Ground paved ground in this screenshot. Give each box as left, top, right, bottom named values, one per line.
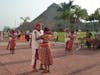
left=0, top=41, right=100, bottom=75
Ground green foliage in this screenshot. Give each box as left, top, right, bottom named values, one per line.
left=57, top=32, right=65, bottom=42
left=57, top=1, right=75, bottom=21
left=57, top=1, right=88, bottom=24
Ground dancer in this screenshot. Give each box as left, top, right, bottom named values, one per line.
left=40, top=27, right=53, bottom=73
left=67, top=30, right=75, bottom=54
left=31, top=23, right=43, bottom=72
left=86, top=30, right=92, bottom=48
left=8, top=29, right=16, bottom=54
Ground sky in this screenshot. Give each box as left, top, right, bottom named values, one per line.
left=0, top=0, right=100, bottom=31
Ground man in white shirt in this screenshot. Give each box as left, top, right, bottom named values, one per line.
left=31, top=23, right=43, bottom=71
left=74, top=29, right=81, bottom=51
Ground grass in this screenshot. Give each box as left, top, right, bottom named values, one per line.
left=57, top=32, right=96, bottom=42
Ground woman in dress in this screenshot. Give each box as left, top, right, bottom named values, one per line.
left=39, top=27, right=53, bottom=73
left=67, top=30, right=75, bottom=54
left=9, top=30, right=16, bottom=54
left=20, top=31, right=25, bottom=42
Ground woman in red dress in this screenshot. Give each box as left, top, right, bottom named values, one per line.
left=39, top=27, right=53, bottom=73
left=67, top=31, right=75, bottom=54
left=9, top=30, right=16, bottom=54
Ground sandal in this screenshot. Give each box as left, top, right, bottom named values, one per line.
left=41, top=70, right=49, bottom=73
left=39, top=68, right=45, bottom=70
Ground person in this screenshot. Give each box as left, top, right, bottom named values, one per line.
left=64, top=28, right=71, bottom=54
left=85, top=30, right=92, bottom=48
left=74, top=29, right=81, bottom=51
left=7, top=30, right=13, bottom=50
left=17, top=30, right=21, bottom=40
left=39, top=27, right=53, bottom=73
left=7, top=29, right=16, bottom=54
left=31, top=22, right=44, bottom=72
left=52, top=30, right=58, bottom=45
left=67, top=30, right=75, bottom=54
left=20, top=31, right=25, bottom=42
left=29, top=30, right=32, bottom=48
left=25, top=30, right=30, bottom=42
left=95, top=32, right=100, bottom=48
left=0, top=31, right=3, bottom=41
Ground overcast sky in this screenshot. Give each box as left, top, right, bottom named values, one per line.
left=0, top=0, right=100, bottom=31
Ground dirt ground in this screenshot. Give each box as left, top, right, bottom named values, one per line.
left=0, top=41, right=100, bottom=75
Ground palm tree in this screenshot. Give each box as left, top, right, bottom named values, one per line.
left=57, top=0, right=88, bottom=29
left=91, top=8, right=100, bottom=31
left=20, top=17, right=30, bottom=30
left=57, top=0, right=75, bottom=23
left=72, top=5, right=88, bottom=23
left=93, top=8, right=100, bottom=23
left=20, top=17, right=30, bottom=23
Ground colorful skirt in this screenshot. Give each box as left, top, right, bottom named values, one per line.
left=10, top=39, right=16, bottom=50
left=39, top=43, right=53, bottom=65
left=67, top=40, right=74, bottom=51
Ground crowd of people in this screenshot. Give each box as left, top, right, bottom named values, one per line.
left=64, top=28, right=100, bottom=54
left=64, top=28, right=81, bottom=55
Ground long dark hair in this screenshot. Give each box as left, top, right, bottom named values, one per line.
left=44, top=27, right=51, bottom=34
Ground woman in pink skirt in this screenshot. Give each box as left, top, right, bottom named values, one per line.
left=39, top=27, right=53, bottom=73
